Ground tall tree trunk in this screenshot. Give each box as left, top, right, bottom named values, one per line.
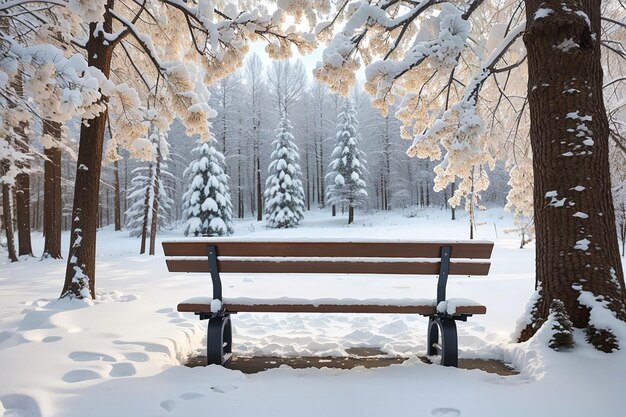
left=520, top=0, right=626, bottom=350
left=61, top=8, right=114, bottom=299
left=238, top=144, right=244, bottom=218
left=43, top=121, right=63, bottom=259
left=331, top=204, right=336, bottom=217
left=2, top=183, right=17, bottom=262
left=450, top=181, right=456, bottom=220
left=139, top=162, right=153, bottom=255
left=256, top=153, right=262, bottom=222
left=113, top=159, right=121, bottom=231
left=348, top=205, right=354, bottom=225
left=305, top=143, right=311, bottom=210
left=149, top=149, right=161, bottom=256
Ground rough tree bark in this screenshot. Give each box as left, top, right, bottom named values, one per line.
left=520, top=0, right=626, bottom=350
left=43, top=120, right=62, bottom=259
left=61, top=5, right=114, bottom=298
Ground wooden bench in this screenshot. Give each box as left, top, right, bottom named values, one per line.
left=162, top=239, right=494, bottom=367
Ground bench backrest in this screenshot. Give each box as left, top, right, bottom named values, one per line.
left=162, top=240, right=494, bottom=276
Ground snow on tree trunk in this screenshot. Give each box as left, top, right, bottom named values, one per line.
left=326, top=99, right=368, bottom=225
left=61, top=16, right=114, bottom=299
left=182, top=137, right=234, bottom=237
left=520, top=0, right=626, bottom=350
left=264, top=116, right=306, bottom=228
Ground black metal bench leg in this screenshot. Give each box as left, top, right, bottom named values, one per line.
left=427, top=316, right=439, bottom=356
left=439, top=318, right=458, bottom=367
left=207, top=315, right=230, bottom=365
left=223, top=315, right=232, bottom=354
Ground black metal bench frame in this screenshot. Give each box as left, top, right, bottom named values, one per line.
left=194, top=244, right=475, bottom=367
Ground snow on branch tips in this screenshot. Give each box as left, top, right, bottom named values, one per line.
left=315, top=1, right=528, bottom=210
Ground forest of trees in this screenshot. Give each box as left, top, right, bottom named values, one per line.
left=1, top=0, right=626, bottom=352
left=1, top=56, right=507, bottom=242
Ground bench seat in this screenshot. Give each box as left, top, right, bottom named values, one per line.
left=178, top=296, right=487, bottom=316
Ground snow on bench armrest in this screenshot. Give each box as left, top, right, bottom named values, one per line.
left=180, top=297, right=222, bottom=312
left=436, top=298, right=483, bottom=315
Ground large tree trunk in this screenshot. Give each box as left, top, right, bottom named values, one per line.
left=520, top=0, right=626, bottom=350
left=43, top=121, right=63, bottom=259
left=61, top=9, right=114, bottom=299
left=348, top=205, right=354, bottom=225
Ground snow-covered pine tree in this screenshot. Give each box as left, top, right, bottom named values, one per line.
left=264, top=116, right=306, bottom=228
left=326, top=99, right=368, bottom=224
left=124, top=161, right=173, bottom=240
left=182, top=137, right=234, bottom=237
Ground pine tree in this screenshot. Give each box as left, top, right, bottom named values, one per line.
left=326, top=99, right=368, bottom=224
left=182, top=138, right=234, bottom=237
left=125, top=161, right=173, bottom=239
left=264, top=116, right=305, bottom=228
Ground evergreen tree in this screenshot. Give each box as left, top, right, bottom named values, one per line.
left=125, top=161, right=174, bottom=238
left=264, top=116, right=305, bottom=228
left=326, top=99, right=368, bottom=224
left=182, top=138, right=234, bottom=237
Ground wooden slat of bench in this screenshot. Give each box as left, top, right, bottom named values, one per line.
left=162, top=241, right=494, bottom=259
left=177, top=303, right=487, bottom=315
left=165, top=259, right=491, bottom=275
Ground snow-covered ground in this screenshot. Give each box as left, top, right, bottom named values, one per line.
left=1, top=208, right=625, bottom=417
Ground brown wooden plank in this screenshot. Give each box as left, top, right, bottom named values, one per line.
left=177, top=303, right=487, bottom=315
left=162, top=241, right=494, bottom=259
left=166, top=259, right=491, bottom=275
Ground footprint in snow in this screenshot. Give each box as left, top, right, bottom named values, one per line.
left=0, top=394, right=42, bottom=417
left=42, top=336, right=62, bottom=343
left=179, top=393, right=205, bottom=400
left=109, top=362, right=137, bottom=377
left=160, top=400, right=177, bottom=412
left=211, top=385, right=238, bottom=394
left=124, top=352, right=150, bottom=362
left=431, top=408, right=461, bottom=417
left=62, top=370, right=102, bottom=383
